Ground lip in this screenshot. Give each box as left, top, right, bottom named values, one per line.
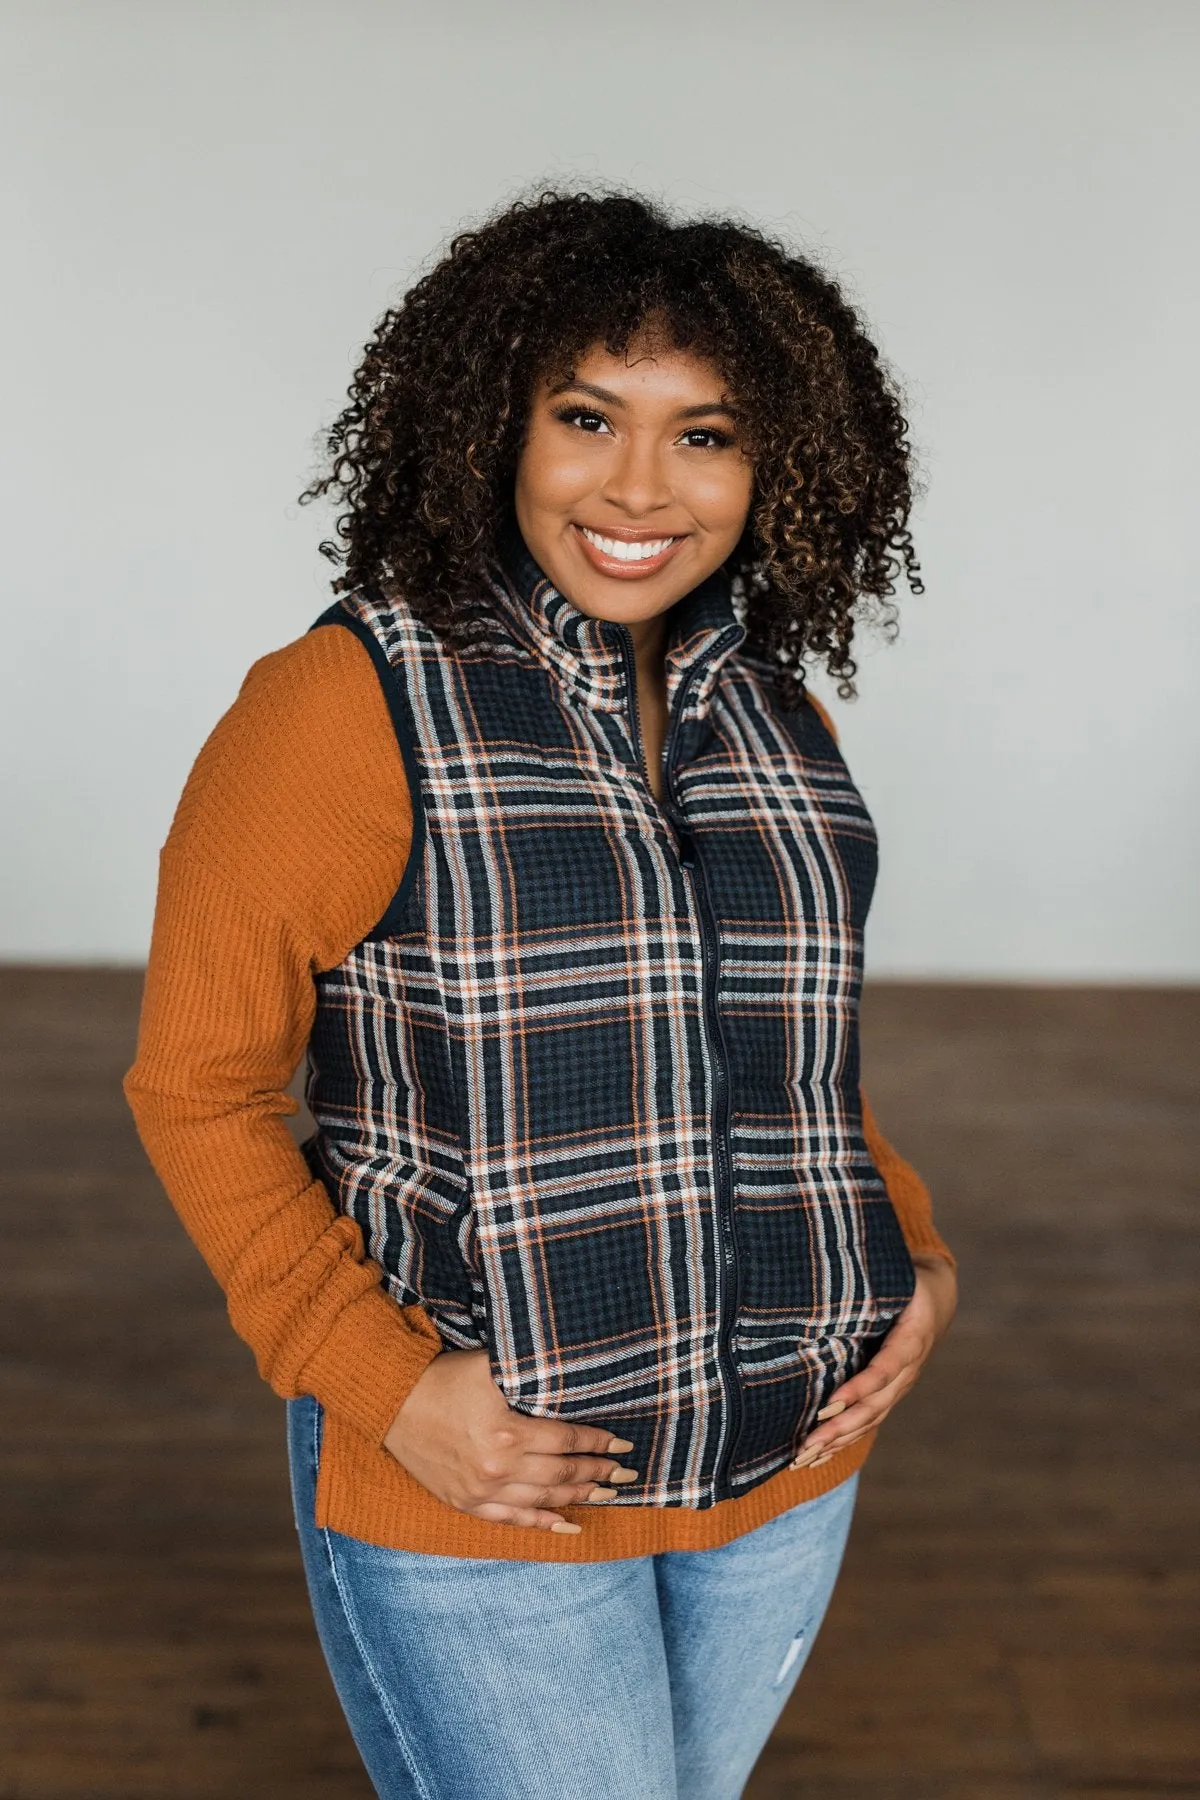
left=572, top=523, right=688, bottom=580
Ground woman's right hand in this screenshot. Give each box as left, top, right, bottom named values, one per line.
left=383, top=1348, right=640, bottom=1534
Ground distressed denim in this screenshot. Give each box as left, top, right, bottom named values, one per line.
left=287, top=1394, right=857, bottom=1800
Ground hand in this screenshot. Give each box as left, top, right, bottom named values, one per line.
left=383, top=1347, right=640, bottom=1534
left=790, top=1254, right=958, bottom=1469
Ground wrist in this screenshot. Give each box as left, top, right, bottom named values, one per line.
left=913, top=1256, right=958, bottom=1337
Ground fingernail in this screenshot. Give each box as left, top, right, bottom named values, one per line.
left=550, top=1520, right=582, bottom=1534
left=790, top=1448, right=820, bottom=1469
left=588, top=1486, right=618, bottom=1501
left=816, top=1400, right=846, bottom=1421
left=608, top=1468, right=640, bottom=1484
left=607, top=1437, right=634, bottom=1453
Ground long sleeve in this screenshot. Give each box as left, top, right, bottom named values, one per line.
left=124, top=625, right=443, bottom=1446
left=125, top=632, right=952, bottom=1539
left=861, top=1091, right=955, bottom=1268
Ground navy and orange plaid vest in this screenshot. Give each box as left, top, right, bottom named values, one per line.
left=306, top=527, right=916, bottom=1509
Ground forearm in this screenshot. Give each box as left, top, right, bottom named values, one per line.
left=861, top=1088, right=955, bottom=1269
left=124, top=851, right=441, bottom=1445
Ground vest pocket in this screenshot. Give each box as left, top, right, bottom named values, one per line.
left=730, top=1316, right=898, bottom=1486
left=315, top=1140, right=487, bottom=1352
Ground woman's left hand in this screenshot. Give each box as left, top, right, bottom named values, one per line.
left=790, top=1253, right=958, bottom=1469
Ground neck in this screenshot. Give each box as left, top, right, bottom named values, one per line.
left=625, top=607, right=671, bottom=677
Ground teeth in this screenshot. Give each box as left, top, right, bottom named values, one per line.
left=580, top=527, right=677, bottom=563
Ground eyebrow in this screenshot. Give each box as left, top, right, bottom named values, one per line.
left=548, top=378, right=738, bottom=421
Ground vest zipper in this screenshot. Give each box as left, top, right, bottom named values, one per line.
left=610, top=622, right=745, bottom=1501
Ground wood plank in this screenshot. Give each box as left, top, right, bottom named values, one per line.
left=1, top=971, right=1196, bottom=1797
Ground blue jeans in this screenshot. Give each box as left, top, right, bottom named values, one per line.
left=287, top=1395, right=857, bottom=1800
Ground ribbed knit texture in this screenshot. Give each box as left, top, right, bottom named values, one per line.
left=125, top=624, right=954, bottom=1561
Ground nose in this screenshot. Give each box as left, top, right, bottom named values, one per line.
left=599, top=431, right=675, bottom=518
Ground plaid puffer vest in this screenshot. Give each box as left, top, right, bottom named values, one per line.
left=305, top=530, right=916, bottom=1508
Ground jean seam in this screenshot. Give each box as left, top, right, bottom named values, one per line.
left=309, top=1404, right=437, bottom=1800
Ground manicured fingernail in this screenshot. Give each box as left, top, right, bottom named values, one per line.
left=588, top=1486, right=618, bottom=1501
left=551, top=1520, right=582, bottom=1533
left=790, top=1448, right=820, bottom=1469
left=608, top=1468, right=640, bottom=1483
left=816, top=1400, right=846, bottom=1420
left=607, top=1437, right=634, bottom=1453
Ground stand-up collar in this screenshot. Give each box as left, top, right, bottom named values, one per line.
left=488, top=517, right=746, bottom=722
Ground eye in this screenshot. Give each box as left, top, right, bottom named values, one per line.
left=553, top=405, right=612, bottom=435
left=679, top=426, right=734, bottom=450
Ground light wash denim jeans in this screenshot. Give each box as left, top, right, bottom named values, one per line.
left=287, top=1394, right=857, bottom=1800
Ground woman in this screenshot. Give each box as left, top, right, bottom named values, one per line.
left=126, top=189, right=956, bottom=1800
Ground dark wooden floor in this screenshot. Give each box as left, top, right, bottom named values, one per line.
left=0, top=972, right=1196, bottom=1799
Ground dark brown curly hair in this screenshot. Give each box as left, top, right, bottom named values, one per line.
left=298, top=187, right=925, bottom=703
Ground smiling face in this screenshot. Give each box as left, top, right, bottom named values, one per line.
left=513, top=334, right=755, bottom=637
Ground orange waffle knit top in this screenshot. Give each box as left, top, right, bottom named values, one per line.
left=124, top=622, right=954, bottom=1561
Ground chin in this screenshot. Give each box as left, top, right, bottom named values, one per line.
left=574, top=576, right=687, bottom=623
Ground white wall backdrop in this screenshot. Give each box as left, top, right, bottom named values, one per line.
left=2, top=0, right=1197, bottom=977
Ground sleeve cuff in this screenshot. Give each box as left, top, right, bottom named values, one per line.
left=295, top=1289, right=445, bottom=1448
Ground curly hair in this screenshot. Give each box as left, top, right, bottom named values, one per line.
left=298, top=187, right=925, bottom=703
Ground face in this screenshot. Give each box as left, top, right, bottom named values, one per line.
left=513, top=336, right=754, bottom=639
